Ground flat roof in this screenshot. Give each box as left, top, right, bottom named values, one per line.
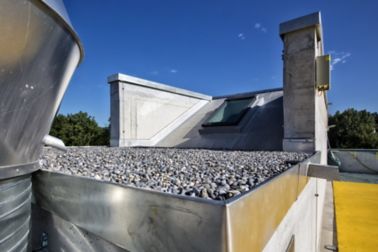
left=40, top=147, right=309, bottom=201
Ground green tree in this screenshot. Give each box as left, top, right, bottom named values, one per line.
left=50, top=111, right=109, bottom=146
left=329, top=109, right=378, bottom=149
left=374, top=112, right=378, bottom=133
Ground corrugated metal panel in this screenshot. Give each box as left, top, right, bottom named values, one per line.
left=0, top=175, right=31, bottom=252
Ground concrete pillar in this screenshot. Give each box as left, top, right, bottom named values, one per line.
left=280, top=12, right=328, bottom=164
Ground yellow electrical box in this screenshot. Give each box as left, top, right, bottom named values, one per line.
left=316, top=55, right=331, bottom=91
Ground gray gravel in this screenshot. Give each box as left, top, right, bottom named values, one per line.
left=39, top=147, right=310, bottom=201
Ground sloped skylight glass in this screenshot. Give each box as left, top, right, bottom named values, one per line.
left=202, top=97, right=254, bottom=127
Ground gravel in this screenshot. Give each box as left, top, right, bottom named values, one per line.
left=39, top=147, right=310, bottom=201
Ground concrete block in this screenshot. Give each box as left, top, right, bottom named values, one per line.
left=108, top=73, right=211, bottom=147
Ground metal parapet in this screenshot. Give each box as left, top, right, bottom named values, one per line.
left=32, top=153, right=321, bottom=252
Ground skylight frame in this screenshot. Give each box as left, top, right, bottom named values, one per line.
left=202, top=96, right=255, bottom=127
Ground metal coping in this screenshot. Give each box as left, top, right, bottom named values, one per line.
left=224, top=151, right=319, bottom=204
left=279, top=12, right=323, bottom=41
left=39, top=0, right=84, bottom=63
left=32, top=152, right=320, bottom=251
left=107, top=73, right=212, bottom=100
left=35, top=151, right=320, bottom=206
left=108, top=74, right=282, bottom=102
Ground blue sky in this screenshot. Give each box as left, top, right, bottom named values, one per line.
left=62, top=0, right=378, bottom=126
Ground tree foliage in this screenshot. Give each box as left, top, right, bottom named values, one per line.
left=50, top=111, right=109, bottom=146
left=329, top=109, right=378, bottom=149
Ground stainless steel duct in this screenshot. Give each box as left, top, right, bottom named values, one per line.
left=0, top=0, right=82, bottom=250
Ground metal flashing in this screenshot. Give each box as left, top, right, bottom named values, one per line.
left=279, top=12, right=323, bottom=40
left=213, top=88, right=283, bottom=100
left=108, top=73, right=212, bottom=100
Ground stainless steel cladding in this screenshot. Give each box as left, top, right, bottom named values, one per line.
left=0, top=0, right=83, bottom=179
left=0, top=175, right=32, bottom=252
left=32, top=153, right=321, bottom=252
left=0, top=0, right=82, bottom=251
left=40, top=0, right=76, bottom=30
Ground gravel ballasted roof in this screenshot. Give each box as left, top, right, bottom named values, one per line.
left=40, top=147, right=310, bottom=201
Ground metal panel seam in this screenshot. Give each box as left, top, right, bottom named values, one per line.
left=225, top=204, right=232, bottom=252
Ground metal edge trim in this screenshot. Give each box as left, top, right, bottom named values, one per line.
left=34, top=152, right=320, bottom=207
left=213, top=88, right=283, bottom=100
left=224, top=152, right=320, bottom=205
left=221, top=152, right=321, bottom=252
left=0, top=161, right=39, bottom=180
left=333, top=148, right=378, bottom=152
left=34, top=170, right=226, bottom=206
left=279, top=12, right=322, bottom=40
left=108, top=73, right=212, bottom=101
left=37, top=0, right=84, bottom=64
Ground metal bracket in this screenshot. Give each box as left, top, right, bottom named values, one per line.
left=307, top=164, right=339, bottom=181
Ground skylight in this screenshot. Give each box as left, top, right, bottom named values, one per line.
left=202, top=97, right=254, bottom=127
